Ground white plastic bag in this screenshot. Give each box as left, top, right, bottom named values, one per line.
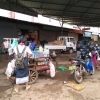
left=49, top=61, right=56, bottom=78
left=8, top=47, right=13, bottom=55
left=5, top=62, right=13, bottom=77
left=5, top=59, right=15, bottom=77
left=89, top=52, right=92, bottom=57
left=11, top=59, right=16, bottom=68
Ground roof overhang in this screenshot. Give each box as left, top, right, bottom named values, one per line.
left=1, top=0, right=100, bottom=27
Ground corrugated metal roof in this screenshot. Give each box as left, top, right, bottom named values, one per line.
left=1, top=0, right=100, bottom=26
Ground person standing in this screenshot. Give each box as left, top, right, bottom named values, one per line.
left=13, top=37, right=32, bottom=92
left=24, top=33, right=30, bottom=46
left=29, top=38, right=36, bottom=51
left=91, top=47, right=98, bottom=68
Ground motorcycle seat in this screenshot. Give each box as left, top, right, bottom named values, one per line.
left=71, top=58, right=86, bottom=65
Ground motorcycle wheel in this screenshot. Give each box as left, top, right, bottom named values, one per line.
left=74, top=66, right=83, bottom=84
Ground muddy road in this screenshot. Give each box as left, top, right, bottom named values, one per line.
left=0, top=53, right=100, bottom=100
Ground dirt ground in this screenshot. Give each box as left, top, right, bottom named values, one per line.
left=0, top=53, right=100, bottom=100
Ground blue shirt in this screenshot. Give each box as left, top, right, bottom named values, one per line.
left=30, top=41, right=36, bottom=51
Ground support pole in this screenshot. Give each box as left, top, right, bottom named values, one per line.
left=61, top=17, right=64, bottom=36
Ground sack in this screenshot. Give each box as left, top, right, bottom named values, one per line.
left=15, top=46, right=26, bottom=70
left=8, top=47, right=13, bottom=56
left=11, top=69, right=16, bottom=77
left=86, top=60, right=93, bottom=71
left=49, top=61, right=56, bottom=78
left=5, top=59, right=16, bottom=77
left=5, top=62, right=13, bottom=77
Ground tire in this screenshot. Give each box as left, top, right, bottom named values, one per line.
left=74, top=66, right=83, bottom=84
left=29, top=68, right=38, bottom=84
left=69, top=48, right=73, bottom=54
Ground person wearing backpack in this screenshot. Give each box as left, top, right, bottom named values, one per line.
left=13, top=37, right=32, bottom=92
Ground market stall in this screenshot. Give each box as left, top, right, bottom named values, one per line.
left=5, top=41, right=57, bottom=84
left=28, top=46, right=57, bottom=84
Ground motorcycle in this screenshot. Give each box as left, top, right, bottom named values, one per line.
left=69, top=49, right=95, bottom=83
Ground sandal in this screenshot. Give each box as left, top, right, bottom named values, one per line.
left=14, top=88, right=18, bottom=93
left=26, top=85, right=30, bottom=90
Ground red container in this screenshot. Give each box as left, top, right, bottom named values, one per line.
left=36, top=65, right=49, bottom=71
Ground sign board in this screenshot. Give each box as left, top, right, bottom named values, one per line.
left=83, top=31, right=92, bottom=37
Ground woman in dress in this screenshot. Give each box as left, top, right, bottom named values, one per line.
left=91, top=47, right=98, bottom=68
left=13, top=37, right=32, bottom=92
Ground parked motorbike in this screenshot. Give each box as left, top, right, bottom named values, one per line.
left=69, top=49, right=95, bottom=83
